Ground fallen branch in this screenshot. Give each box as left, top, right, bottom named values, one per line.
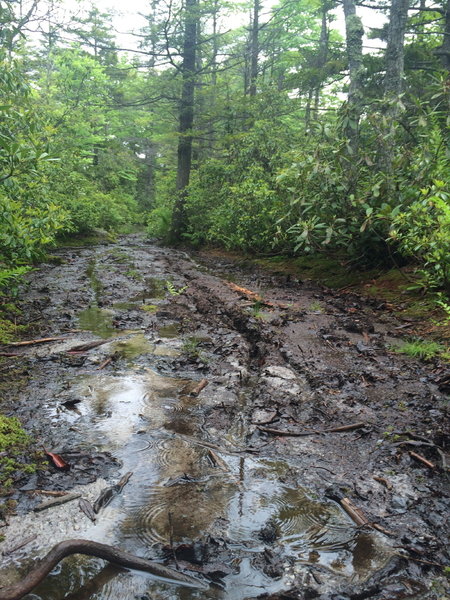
left=93, top=472, right=133, bottom=514
left=0, top=539, right=207, bottom=600
left=1, top=535, right=37, bottom=556
left=34, top=493, right=81, bottom=512
left=97, top=357, right=112, bottom=370
left=409, top=451, right=435, bottom=470
left=207, top=449, right=229, bottom=472
left=326, top=486, right=395, bottom=537
left=190, top=379, right=208, bottom=397
left=257, top=422, right=366, bottom=437
left=5, top=337, right=64, bottom=347
left=0, top=352, right=20, bottom=357
left=66, top=340, right=107, bottom=354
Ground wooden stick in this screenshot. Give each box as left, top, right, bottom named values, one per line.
left=97, top=357, right=112, bottom=370
left=190, top=379, right=208, bottom=397
left=5, top=337, right=64, bottom=347
left=409, top=451, right=436, bottom=470
left=35, top=490, right=71, bottom=497
left=0, top=539, right=206, bottom=600
left=340, top=498, right=369, bottom=527
left=257, top=422, right=366, bottom=437
left=0, top=352, right=20, bottom=357
left=2, top=535, right=37, bottom=556
left=34, top=493, right=81, bottom=512
left=207, top=449, right=229, bottom=472
left=67, top=340, right=107, bottom=354
left=323, top=422, right=366, bottom=433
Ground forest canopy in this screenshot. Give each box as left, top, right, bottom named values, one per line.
left=1, top=0, right=449, bottom=295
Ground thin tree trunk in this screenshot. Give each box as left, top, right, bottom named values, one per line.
left=249, top=0, right=260, bottom=96
left=382, top=0, right=410, bottom=176
left=342, top=0, right=364, bottom=157
left=170, top=0, right=198, bottom=243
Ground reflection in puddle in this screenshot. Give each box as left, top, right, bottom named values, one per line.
left=158, top=324, right=180, bottom=338
left=27, top=370, right=391, bottom=600
left=78, top=307, right=117, bottom=338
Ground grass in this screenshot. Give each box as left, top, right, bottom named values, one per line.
left=393, top=338, right=447, bottom=361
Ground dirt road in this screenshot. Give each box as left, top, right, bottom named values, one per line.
left=0, top=235, right=448, bottom=599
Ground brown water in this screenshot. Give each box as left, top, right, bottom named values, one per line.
left=26, top=366, right=390, bottom=600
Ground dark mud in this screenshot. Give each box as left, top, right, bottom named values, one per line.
left=0, top=235, right=448, bottom=600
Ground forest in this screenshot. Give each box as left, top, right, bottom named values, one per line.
left=1, top=0, right=449, bottom=298
left=0, top=1, right=449, bottom=599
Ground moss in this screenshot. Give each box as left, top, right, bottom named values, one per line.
left=0, top=415, right=35, bottom=493
left=256, top=254, right=380, bottom=289
left=140, top=304, right=158, bottom=313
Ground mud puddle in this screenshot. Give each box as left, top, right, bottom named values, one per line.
left=0, top=235, right=448, bottom=600
left=20, top=367, right=390, bottom=599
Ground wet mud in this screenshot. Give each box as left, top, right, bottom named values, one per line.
left=0, top=235, right=448, bottom=599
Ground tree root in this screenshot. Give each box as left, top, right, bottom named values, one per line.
left=0, top=539, right=207, bottom=600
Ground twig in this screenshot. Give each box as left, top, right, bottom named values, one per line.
left=257, top=422, right=366, bottom=437
left=5, top=337, right=64, bottom=347
left=2, top=535, right=37, bottom=556
left=409, top=451, right=436, bottom=470
left=34, top=493, right=81, bottom=512
left=97, top=357, right=112, bottom=370
left=190, top=379, right=208, bottom=397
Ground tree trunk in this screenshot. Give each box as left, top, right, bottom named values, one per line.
left=170, top=0, right=198, bottom=243
left=248, top=0, right=260, bottom=96
left=384, top=0, right=410, bottom=100
left=381, top=0, right=410, bottom=176
left=342, top=0, right=364, bottom=157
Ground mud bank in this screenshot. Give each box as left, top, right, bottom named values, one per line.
left=0, top=235, right=448, bottom=599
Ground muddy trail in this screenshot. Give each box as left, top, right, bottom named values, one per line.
left=0, top=235, right=448, bottom=600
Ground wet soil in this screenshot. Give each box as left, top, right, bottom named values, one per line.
left=0, top=235, right=449, bottom=600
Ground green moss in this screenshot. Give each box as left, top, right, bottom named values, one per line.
left=141, top=304, right=158, bottom=313
left=0, top=415, right=35, bottom=492
left=257, top=254, right=380, bottom=288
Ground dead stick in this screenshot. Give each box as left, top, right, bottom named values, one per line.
left=34, top=493, right=81, bottom=512
left=0, top=539, right=206, bottom=600
left=5, top=337, right=64, bottom=347
left=35, top=490, right=71, bottom=497
left=2, top=535, right=37, bottom=556
left=207, top=449, right=229, bottom=472
left=258, top=422, right=366, bottom=437
left=190, top=379, right=208, bottom=397
left=97, top=357, right=112, bottom=370
left=0, top=352, right=20, bottom=357
left=409, top=451, right=436, bottom=470
left=340, top=498, right=369, bottom=527
left=340, top=498, right=394, bottom=537
left=324, top=422, right=366, bottom=433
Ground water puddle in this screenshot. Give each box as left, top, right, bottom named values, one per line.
left=158, top=324, right=180, bottom=338
left=24, top=366, right=391, bottom=600
left=78, top=307, right=117, bottom=339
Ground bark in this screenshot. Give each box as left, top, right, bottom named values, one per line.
left=170, top=0, right=199, bottom=243
left=342, top=0, right=364, bottom=156
left=384, top=0, right=410, bottom=100
left=248, top=0, right=260, bottom=96
left=0, top=539, right=206, bottom=600
left=381, top=0, right=410, bottom=176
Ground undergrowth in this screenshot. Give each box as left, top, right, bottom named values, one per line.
left=0, top=415, right=35, bottom=493
left=394, top=338, right=448, bottom=362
